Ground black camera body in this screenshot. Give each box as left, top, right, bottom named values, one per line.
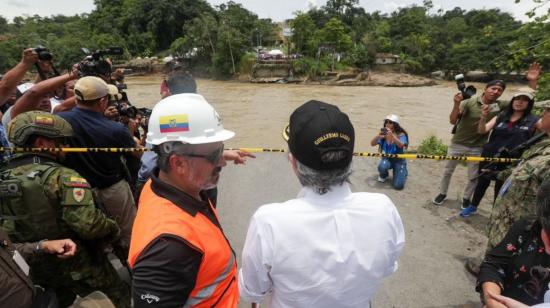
left=455, top=74, right=477, bottom=99
left=110, top=101, right=138, bottom=118
left=34, top=46, right=53, bottom=61
left=380, top=128, right=387, bottom=135
left=78, top=47, right=124, bottom=77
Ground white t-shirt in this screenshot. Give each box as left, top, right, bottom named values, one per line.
left=239, top=183, right=405, bottom=308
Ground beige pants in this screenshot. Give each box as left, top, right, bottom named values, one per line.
left=438, top=143, right=481, bottom=200
left=96, top=180, right=136, bottom=251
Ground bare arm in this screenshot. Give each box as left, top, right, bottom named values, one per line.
left=482, top=282, right=507, bottom=308
left=11, top=72, right=77, bottom=119
left=52, top=96, right=76, bottom=113
left=370, top=132, right=384, bottom=146
left=0, top=48, right=38, bottom=106
left=449, top=93, right=464, bottom=125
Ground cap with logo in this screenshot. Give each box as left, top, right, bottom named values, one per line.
left=283, top=100, right=354, bottom=171
left=74, top=76, right=109, bottom=102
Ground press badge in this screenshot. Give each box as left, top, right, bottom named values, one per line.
left=13, top=250, right=30, bottom=276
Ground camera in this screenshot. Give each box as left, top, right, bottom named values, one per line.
left=34, top=46, right=53, bottom=61
left=78, top=47, right=124, bottom=77
left=454, top=74, right=477, bottom=99
left=110, top=101, right=138, bottom=118
left=380, top=128, right=387, bottom=135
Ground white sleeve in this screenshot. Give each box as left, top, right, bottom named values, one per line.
left=385, top=201, right=406, bottom=276
left=238, top=213, right=273, bottom=304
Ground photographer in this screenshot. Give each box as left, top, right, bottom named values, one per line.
left=0, top=48, right=38, bottom=159
left=433, top=64, right=541, bottom=209
left=433, top=79, right=508, bottom=208
left=57, top=76, right=141, bottom=255
left=370, top=114, right=409, bottom=190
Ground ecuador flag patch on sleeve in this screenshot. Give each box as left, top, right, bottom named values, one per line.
left=159, top=114, right=189, bottom=133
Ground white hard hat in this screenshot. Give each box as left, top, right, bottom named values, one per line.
left=146, top=94, right=235, bottom=145
left=385, top=114, right=400, bottom=124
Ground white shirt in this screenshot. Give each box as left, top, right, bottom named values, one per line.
left=239, top=183, right=405, bottom=308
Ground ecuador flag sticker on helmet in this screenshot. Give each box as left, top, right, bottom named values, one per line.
left=159, top=114, right=189, bottom=133
left=35, top=115, right=54, bottom=126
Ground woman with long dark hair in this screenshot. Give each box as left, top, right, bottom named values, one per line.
left=460, top=91, right=541, bottom=217
left=370, top=114, right=409, bottom=190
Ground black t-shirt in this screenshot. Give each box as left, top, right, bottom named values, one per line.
left=58, top=107, right=136, bottom=188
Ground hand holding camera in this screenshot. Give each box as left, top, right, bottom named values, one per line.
left=22, top=48, right=39, bottom=66
left=454, top=74, right=477, bottom=100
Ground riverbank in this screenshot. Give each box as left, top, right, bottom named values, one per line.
left=244, top=70, right=437, bottom=87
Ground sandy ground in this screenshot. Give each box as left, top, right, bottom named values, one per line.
left=126, top=76, right=528, bottom=308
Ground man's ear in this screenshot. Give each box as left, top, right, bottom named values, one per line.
left=169, top=154, right=188, bottom=174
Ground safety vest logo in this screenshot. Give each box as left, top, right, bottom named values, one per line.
left=141, top=293, right=160, bottom=304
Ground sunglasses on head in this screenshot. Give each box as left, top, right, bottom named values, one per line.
left=185, top=145, right=224, bottom=164
left=384, top=120, right=394, bottom=124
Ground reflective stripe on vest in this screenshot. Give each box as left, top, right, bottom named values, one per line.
left=184, top=253, right=235, bottom=307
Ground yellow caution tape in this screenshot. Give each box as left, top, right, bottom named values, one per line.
left=0, top=147, right=519, bottom=163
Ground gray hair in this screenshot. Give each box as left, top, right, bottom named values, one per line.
left=537, top=178, right=550, bottom=234
left=295, top=151, right=352, bottom=195
left=156, top=141, right=193, bottom=172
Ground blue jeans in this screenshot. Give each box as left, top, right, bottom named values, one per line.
left=378, top=158, right=408, bottom=190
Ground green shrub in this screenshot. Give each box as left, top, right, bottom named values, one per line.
left=417, top=135, right=448, bottom=156
left=238, top=52, right=257, bottom=75
left=292, top=57, right=328, bottom=79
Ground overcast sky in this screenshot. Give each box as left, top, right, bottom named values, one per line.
left=0, top=0, right=546, bottom=22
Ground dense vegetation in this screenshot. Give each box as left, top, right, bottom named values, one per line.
left=0, top=0, right=549, bottom=98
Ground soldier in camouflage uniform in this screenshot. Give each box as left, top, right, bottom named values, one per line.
left=486, top=99, right=550, bottom=250
left=0, top=111, right=130, bottom=307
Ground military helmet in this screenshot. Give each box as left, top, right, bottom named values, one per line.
left=8, top=111, right=73, bottom=146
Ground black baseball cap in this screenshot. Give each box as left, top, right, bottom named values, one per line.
left=283, top=100, right=354, bottom=170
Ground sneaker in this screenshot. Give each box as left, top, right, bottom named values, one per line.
left=462, top=198, right=470, bottom=210
left=432, top=194, right=446, bottom=205
left=377, top=176, right=386, bottom=183
left=460, top=205, right=478, bottom=217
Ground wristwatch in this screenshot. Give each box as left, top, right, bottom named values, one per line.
left=35, top=239, right=47, bottom=253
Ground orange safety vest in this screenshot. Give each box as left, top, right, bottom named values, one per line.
left=128, top=181, right=238, bottom=308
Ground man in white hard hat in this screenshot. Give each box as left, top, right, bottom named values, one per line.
left=128, top=94, right=239, bottom=308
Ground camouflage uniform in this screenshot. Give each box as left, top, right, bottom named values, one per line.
left=486, top=137, right=550, bottom=249
left=0, top=111, right=130, bottom=307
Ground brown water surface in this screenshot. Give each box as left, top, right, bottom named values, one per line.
left=126, top=75, right=525, bottom=151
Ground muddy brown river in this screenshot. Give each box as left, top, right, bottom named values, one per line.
left=126, top=75, right=525, bottom=151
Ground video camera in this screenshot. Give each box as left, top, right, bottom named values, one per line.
left=78, top=47, right=124, bottom=78
left=138, top=107, right=152, bottom=129
left=33, top=46, right=53, bottom=61
left=454, top=74, right=477, bottom=99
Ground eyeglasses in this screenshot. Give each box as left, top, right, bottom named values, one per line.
left=185, top=146, right=224, bottom=165
left=524, top=265, right=550, bottom=299
left=384, top=120, right=394, bottom=124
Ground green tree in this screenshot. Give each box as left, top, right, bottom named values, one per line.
left=290, top=12, right=316, bottom=55
left=316, top=17, right=352, bottom=53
